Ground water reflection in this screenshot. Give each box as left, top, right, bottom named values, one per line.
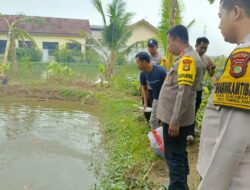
left=0, top=99, right=101, bottom=190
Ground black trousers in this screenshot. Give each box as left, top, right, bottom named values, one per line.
left=195, top=90, right=203, bottom=115
left=188, top=90, right=203, bottom=137
left=163, top=123, right=192, bottom=190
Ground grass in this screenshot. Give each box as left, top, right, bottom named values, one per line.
left=96, top=93, right=156, bottom=189
left=58, top=88, right=90, bottom=100
left=92, top=64, right=215, bottom=189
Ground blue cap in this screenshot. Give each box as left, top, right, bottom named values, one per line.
left=147, top=39, right=158, bottom=47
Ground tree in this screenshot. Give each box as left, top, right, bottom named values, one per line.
left=159, top=0, right=198, bottom=70
left=88, top=0, right=136, bottom=80
left=0, top=14, right=45, bottom=78
left=159, top=0, right=182, bottom=70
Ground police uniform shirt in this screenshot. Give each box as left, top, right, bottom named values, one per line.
left=150, top=54, right=162, bottom=65
left=156, top=46, right=202, bottom=126
left=198, top=55, right=211, bottom=91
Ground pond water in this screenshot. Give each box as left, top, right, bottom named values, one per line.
left=0, top=98, right=101, bottom=190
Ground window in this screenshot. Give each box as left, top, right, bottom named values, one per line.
left=43, top=42, right=59, bottom=55
left=43, top=42, right=59, bottom=50
left=66, top=43, right=81, bottom=51
left=18, top=41, right=32, bottom=48
left=0, top=40, right=7, bottom=54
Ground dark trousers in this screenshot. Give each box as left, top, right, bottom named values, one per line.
left=163, top=123, right=192, bottom=190
left=195, top=90, right=203, bottom=115
left=142, top=89, right=154, bottom=122
left=188, top=90, right=203, bottom=137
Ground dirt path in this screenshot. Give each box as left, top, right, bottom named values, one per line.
left=147, top=143, right=200, bottom=190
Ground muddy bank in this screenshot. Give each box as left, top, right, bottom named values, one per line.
left=0, top=84, right=96, bottom=104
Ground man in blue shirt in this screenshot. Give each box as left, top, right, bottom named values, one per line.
left=135, top=52, right=166, bottom=129
left=143, top=39, right=162, bottom=122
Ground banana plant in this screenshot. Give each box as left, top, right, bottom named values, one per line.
left=0, top=63, right=10, bottom=84
left=98, top=64, right=105, bottom=87
left=47, top=62, right=74, bottom=83
left=159, top=0, right=182, bottom=70
left=159, top=0, right=211, bottom=70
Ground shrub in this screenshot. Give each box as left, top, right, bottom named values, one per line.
left=112, top=74, right=140, bottom=96
left=0, top=63, right=10, bottom=78
left=54, top=46, right=83, bottom=63
left=85, top=47, right=104, bottom=65
left=47, top=62, right=74, bottom=82
left=16, top=48, right=42, bottom=62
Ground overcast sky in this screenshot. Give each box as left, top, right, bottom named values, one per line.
left=0, top=0, right=236, bottom=56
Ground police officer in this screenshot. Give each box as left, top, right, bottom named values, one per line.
left=195, top=37, right=216, bottom=115
left=157, top=25, right=202, bottom=190
left=187, top=37, right=216, bottom=143
left=148, top=39, right=162, bottom=65
left=198, top=0, right=250, bottom=189
left=148, top=39, right=168, bottom=68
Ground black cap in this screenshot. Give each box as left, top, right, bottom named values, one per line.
left=147, top=39, right=158, bottom=47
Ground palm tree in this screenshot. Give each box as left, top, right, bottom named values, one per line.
left=0, top=14, right=45, bottom=78
left=89, top=0, right=136, bottom=80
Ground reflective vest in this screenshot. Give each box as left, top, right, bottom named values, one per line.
left=213, top=47, right=250, bottom=110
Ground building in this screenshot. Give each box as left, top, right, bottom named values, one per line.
left=0, top=15, right=91, bottom=61
left=0, top=15, right=159, bottom=63
left=90, top=25, right=104, bottom=42
left=127, top=19, right=159, bottom=46
left=90, top=19, right=159, bottom=46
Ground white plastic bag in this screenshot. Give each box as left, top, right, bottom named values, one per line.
left=148, top=127, right=165, bottom=158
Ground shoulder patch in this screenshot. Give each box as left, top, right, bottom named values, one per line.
left=178, top=56, right=196, bottom=86
left=213, top=47, right=250, bottom=111
left=182, top=58, right=192, bottom=71
left=230, top=51, right=250, bottom=78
